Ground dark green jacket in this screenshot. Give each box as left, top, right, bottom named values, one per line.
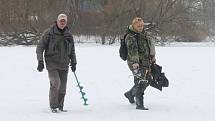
left=125, top=25, right=155, bottom=70
left=36, top=24, right=77, bottom=70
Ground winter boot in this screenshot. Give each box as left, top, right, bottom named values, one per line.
left=124, top=91, right=135, bottom=104
left=51, top=108, right=58, bottom=113
left=136, top=105, right=148, bottom=110
left=58, top=107, right=67, bottom=112
left=135, top=95, right=148, bottom=110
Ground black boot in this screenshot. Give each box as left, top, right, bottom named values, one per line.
left=136, top=105, right=148, bottom=110
left=51, top=108, right=58, bottom=113
left=135, top=95, right=148, bottom=110
left=58, top=107, right=67, bottom=112
left=124, top=91, right=135, bottom=104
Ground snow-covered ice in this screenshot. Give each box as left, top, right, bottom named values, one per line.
left=0, top=44, right=214, bottom=121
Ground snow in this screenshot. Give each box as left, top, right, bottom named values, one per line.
left=165, top=42, right=215, bottom=47
left=0, top=44, right=215, bottom=121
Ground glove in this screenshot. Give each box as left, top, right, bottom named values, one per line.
left=132, top=63, right=139, bottom=70
left=70, top=63, right=76, bottom=72
left=150, top=56, right=156, bottom=64
left=37, top=61, right=44, bottom=72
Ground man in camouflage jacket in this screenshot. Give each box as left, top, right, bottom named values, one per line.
left=36, top=14, right=77, bottom=113
left=124, top=17, right=156, bottom=110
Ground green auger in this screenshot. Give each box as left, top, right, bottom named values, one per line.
left=73, top=72, right=88, bottom=106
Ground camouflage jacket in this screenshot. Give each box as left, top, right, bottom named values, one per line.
left=125, top=25, right=155, bottom=70
left=36, top=24, right=77, bottom=70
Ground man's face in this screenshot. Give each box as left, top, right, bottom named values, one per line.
left=133, top=22, right=144, bottom=32
left=57, top=19, right=67, bottom=29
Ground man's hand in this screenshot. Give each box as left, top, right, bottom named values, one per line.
left=132, top=63, right=139, bottom=70
left=37, top=61, right=44, bottom=72
left=70, top=63, right=76, bottom=72
left=150, top=56, right=156, bottom=64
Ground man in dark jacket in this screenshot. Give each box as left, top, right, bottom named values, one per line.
left=124, top=17, right=156, bottom=110
left=36, top=13, right=77, bottom=113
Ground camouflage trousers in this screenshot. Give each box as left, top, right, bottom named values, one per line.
left=131, top=68, right=151, bottom=97
left=48, top=69, right=68, bottom=109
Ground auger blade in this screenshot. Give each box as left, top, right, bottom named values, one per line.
left=79, top=86, right=83, bottom=90
left=73, top=72, right=88, bottom=106
left=83, top=102, right=88, bottom=105
left=81, top=92, right=86, bottom=95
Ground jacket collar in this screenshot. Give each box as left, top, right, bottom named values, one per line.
left=129, top=25, right=139, bottom=33
left=50, top=24, right=70, bottom=35
left=127, top=25, right=145, bottom=35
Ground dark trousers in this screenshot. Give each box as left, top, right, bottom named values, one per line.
left=48, top=69, right=68, bottom=108
left=127, top=68, right=151, bottom=106
left=129, top=76, right=150, bottom=96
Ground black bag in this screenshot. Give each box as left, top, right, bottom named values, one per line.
left=119, top=33, right=128, bottom=61
left=119, top=28, right=139, bottom=61
left=150, top=63, right=169, bottom=91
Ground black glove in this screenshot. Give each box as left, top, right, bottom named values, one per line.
left=70, top=63, right=76, bottom=72
left=37, top=61, right=44, bottom=72
left=150, top=56, right=156, bottom=64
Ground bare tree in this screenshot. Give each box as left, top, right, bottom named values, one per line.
left=0, top=0, right=214, bottom=46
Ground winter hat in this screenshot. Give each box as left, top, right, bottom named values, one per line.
left=57, top=14, right=67, bottom=21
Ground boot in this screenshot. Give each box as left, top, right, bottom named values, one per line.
left=51, top=108, right=58, bottom=113
left=135, top=95, right=148, bottom=110
left=136, top=105, right=148, bottom=110
left=58, top=107, right=67, bottom=112
left=124, top=91, right=135, bottom=104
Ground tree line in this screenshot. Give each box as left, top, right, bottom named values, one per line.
left=0, top=0, right=215, bottom=45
